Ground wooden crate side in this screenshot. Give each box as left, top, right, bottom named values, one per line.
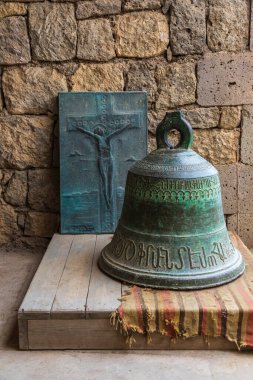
left=18, top=319, right=29, bottom=350
left=27, top=319, right=238, bottom=350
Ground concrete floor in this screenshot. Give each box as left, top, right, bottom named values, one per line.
left=0, top=249, right=252, bottom=380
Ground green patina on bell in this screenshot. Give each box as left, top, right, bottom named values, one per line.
left=99, top=111, right=245, bottom=289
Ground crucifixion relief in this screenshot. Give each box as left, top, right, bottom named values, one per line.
left=65, top=94, right=142, bottom=232
left=76, top=123, right=132, bottom=208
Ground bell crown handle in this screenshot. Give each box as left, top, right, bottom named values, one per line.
left=156, top=111, right=194, bottom=150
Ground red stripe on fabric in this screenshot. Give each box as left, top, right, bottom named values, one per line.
left=216, top=290, right=227, bottom=338
left=228, top=285, right=243, bottom=346
left=235, top=280, right=253, bottom=346
left=160, top=290, right=176, bottom=337
left=132, top=286, right=144, bottom=331
left=195, top=292, right=207, bottom=336
left=213, top=295, right=222, bottom=336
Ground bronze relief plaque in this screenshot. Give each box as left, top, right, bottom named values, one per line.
left=59, top=92, right=147, bottom=234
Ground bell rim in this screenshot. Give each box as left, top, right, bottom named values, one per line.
left=98, top=248, right=245, bottom=290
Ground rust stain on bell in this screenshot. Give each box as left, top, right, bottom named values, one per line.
left=99, top=111, right=245, bottom=289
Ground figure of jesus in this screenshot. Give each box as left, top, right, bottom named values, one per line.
left=77, top=123, right=132, bottom=209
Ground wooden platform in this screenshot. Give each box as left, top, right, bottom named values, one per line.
left=18, top=234, right=241, bottom=350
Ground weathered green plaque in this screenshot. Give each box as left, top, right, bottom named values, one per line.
left=59, top=92, right=147, bottom=234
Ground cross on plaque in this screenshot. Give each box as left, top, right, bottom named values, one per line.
left=67, top=94, right=141, bottom=228
left=60, top=91, right=147, bottom=234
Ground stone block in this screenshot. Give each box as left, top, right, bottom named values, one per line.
left=71, top=63, right=124, bottom=91
left=1, top=170, right=12, bottom=186
left=76, top=0, right=121, bottom=19
left=170, top=0, right=206, bottom=55
left=226, top=214, right=238, bottom=233
left=49, top=62, right=79, bottom=79
left=24, top=212, right=59, bottom=238
left=162, top=0, right=172, bottom=14
left=0, top=2, right=27, bottom=18
left=0, top=81, right=3, bottom=113
left=125, top=60, right=157, bottom=104
left=241, top=105, right=253, bottom=165
left=77, top=19, right=115, bottom=61
left=115, top=11, right=169, bottom=58
left=148, top=111, right=161, bottom=135
left=0, top=16, right=30, bottom=64
left=207, top=0, right=249, bottom=52
left=197, top=52, right=253, bottom=106
left=148, top=132, right=156, bottom=153
left=238, top=164, right=253, bottom=214
left=29, top=2, right=77, bottom=61
left=0, top=204, right=19, bottom=245
left=215, top=164, right=237, bottom=214
left=156, top=61, right=196, bottom=109
left=51, top=0, right=78, bottom=2
left=183, top=107, right=220, bottom=129
left=17, top=213, right=25, bottom=229
left=193, top=129, right=239, bottom=165
left=238, top=214, right=253, bottom=247
left=166, top=47, right=172, bottom=61
left=124, top=0, right=162, bottom=11
left=148, top=107, right=220, bottom=134
left=3, top=171, right=27, bottom=207
left=4, top=0, right=42, bottom=2
left=250, top=0, right=253, bottom=51
left=220, top=106, right=241, bottom=129
left=53, top=136, right=59, bottom=168
left=0, top=116, right=54, bottom=169
left=0, top=170, right=2, bottom=193
left=28, top=169, right=59, bottom=212
left=2, top=66, right=68, bottom=115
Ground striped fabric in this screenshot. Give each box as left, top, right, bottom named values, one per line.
left=113, top=233, right=253, bottom=349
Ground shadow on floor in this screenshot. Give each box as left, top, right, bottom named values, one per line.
left=0, top=249, right=43, bottom=350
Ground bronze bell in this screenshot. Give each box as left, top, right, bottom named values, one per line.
left=99, top=111, right=245, bottom=289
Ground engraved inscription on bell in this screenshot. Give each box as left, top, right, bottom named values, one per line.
left=106, top=232, right=236, bottom=271
left=59, top=92, right=147, bottom=234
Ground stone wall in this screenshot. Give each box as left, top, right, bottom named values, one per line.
left=0, top=0, right=253, bottom=248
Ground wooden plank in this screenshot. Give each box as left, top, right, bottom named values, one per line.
left=27, top=319, right=239, bottom=350
left=86, top=235, right=122, bottom=319
left=18, top=320, right=29, bottom=350
left=51, top=235, right=96, bottom=319
left=18, top=234, right=73, bottom=319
